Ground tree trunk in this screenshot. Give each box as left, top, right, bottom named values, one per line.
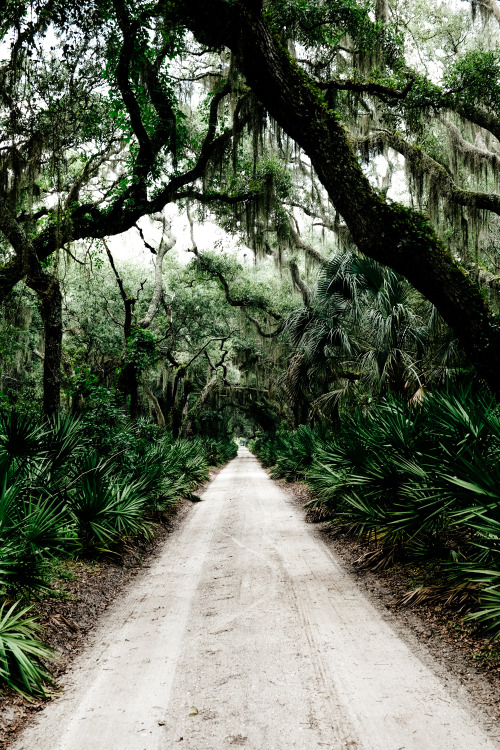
left=181, top=375, right=217, bottom=438
left=27, top=272, right=62, bottom=417
left=120, top=361, right=139, bottom=419
left=105, top=225, right=174, bottom=420
left=41, top=279, right=62, bottom=417
left=144, top=385, right=166, bottom=427
left=172, top=379, right=194, bottom=439
left=0, top=200, right=63, bottom=416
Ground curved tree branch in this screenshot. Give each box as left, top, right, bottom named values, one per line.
left=181, top=0, right=500, bottom=391
left=440, top=117, right=500, bottom=171
left=139, top=215, right=176, bottom=328
left=366, top=130, right=500, bottom=217
left=244, top=313, right=283, bottom=337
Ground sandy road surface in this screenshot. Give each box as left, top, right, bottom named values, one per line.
left=12, top=448, right=500, bottom=750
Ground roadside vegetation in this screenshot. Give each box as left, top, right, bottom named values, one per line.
left=251, top=387, right=500, bottom=641
left=0, top=408, right=236, bottom=697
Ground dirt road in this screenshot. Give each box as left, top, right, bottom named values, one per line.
left=12, top=448, right=500, bottom=749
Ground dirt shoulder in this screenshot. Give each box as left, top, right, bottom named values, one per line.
left=277, top=477, right=500, bottom=726
left=0, top=468, right=221, bottom=748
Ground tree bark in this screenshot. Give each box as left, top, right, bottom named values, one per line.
left=173, top=379, right=194, bottom=439
left=144, top=385, right=166, bottom=427
left=139, top=216, right=176, bottom=328
left=104, top=221, right=174, bottom=420
left=104, top=240, right=142, bottom=418
left=0, top=199, right=62, bottom=416
left=40, top=277, right=63, bottom=418
left=26, top=271, right=63, bottom=417
left=180, top=375, right=217, bottom=438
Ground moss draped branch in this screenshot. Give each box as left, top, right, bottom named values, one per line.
left=361, top=130, right=500, bottom=217
left=178, top=0, right=500, bottom=391
left=0, top=84, right=248, bottom=302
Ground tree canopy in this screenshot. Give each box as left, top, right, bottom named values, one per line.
left=2, top=0, right=500, bottom=422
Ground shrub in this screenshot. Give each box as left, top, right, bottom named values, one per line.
left=251, top=387, right=500, bottom=637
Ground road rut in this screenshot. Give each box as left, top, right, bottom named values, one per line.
left=12, top=448, right=500, bottom=749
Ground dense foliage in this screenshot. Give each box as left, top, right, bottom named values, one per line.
left=251, top=387, right=500, bottom=639
left=0, top=409, right=235, bottom=696
left=3, top=0, right=500, bottom=410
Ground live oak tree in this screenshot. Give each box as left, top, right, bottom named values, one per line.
left=0, top=0, right=291, bottom=413
left=57, top=237, right=293, bottom=432
left=171, top=0, right=500, bottom=393
left=4, top=0, right=500, bottom=415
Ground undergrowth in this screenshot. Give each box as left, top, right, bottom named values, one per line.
left=250, top=385, right=500, bottom=641
left=0, top=410, right=237, bottom=697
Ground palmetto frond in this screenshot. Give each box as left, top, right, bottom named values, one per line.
left=282, top=249, right=455, bottom=412
left=253, top=386, right=500, bottom=638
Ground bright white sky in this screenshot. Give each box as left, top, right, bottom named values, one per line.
left=107, top=204, right=253, bottom=268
